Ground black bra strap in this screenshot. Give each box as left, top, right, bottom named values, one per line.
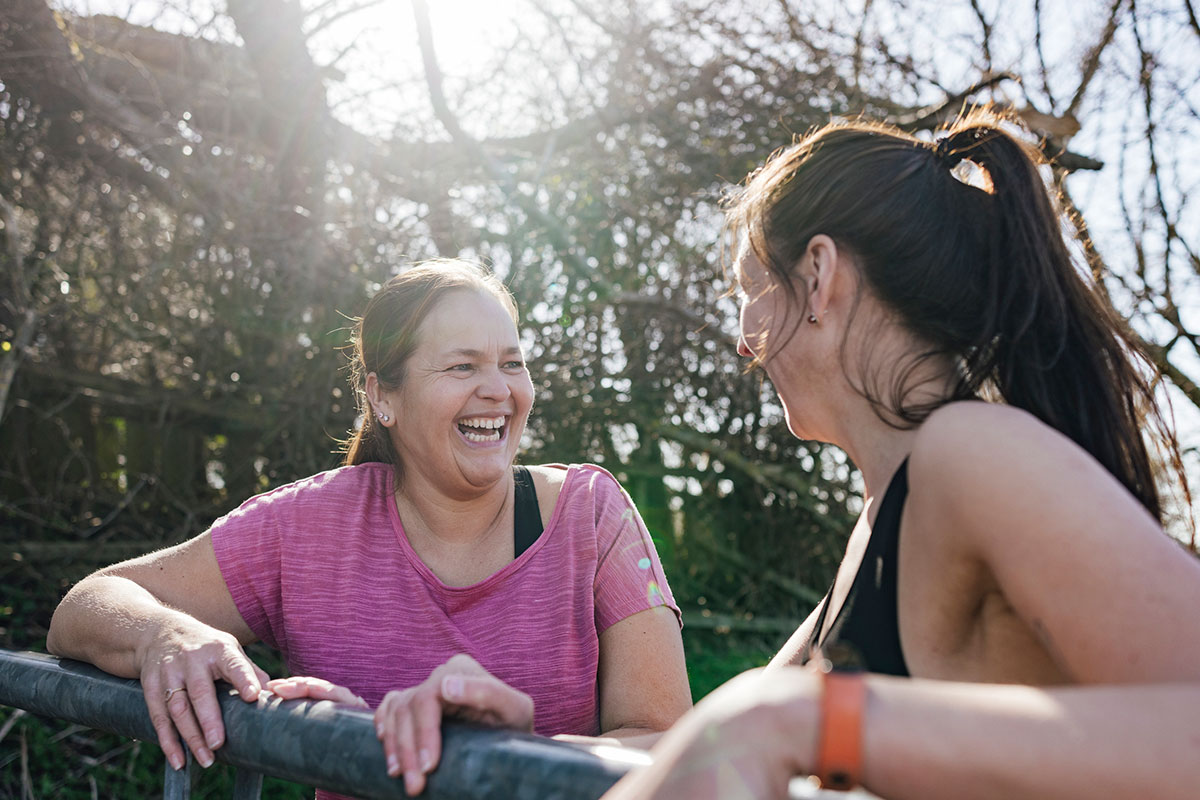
left=512, top=466, right=544, bottom=557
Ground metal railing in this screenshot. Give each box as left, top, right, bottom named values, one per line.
left=0, top=649, right=872, bottom=799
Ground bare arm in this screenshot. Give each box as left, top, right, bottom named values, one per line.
left=911, top=402, right=1200, bottom=684
left=47, top=533, right=268, bottom=770
left=595, top=605, right=692, bottom=746
left=605, top=668, right=1200, bottom=800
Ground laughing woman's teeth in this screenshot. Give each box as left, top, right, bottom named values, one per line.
left=459, top=416, right=504, bottom=442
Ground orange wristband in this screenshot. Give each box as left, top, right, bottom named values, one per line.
left=815, top=668, right=866, bottom=791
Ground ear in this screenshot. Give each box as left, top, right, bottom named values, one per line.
left=364, top=372, right=395, bottom=426
left=802, top=234, right=845, bottom=323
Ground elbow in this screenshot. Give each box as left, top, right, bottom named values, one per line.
left=46, top=601, right=71, bottom=656
left=45, top=617, right=64, bottom=656
left=45, top=581, right=88, bottom=657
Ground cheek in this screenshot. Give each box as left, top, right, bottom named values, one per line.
left=512, top=374, right=535, bottom=412
left=739, top=299, right=770, bottom=356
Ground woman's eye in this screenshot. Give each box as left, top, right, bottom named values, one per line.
left=449, top=363, right=473, bottom=372
left=503, top=361, right=526, bottom=370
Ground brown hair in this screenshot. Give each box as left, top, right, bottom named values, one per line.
left=342, top=260, right=519, bottom=482
left=724, top=108, right=1186, bottom=525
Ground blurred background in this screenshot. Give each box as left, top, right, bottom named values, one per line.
left=2, top=0, right=1198, bottom=795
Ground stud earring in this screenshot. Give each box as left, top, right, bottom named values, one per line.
left=378, top=413, right=390, bottom=423
left=807, top=314, right=818, bottom=324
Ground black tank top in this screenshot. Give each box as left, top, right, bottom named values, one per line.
left=801, top=459, right=911, bottom=676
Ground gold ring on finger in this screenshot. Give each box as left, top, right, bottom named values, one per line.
left=164, top=686, right=186, bottom=703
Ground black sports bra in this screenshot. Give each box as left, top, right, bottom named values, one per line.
left=512, top=465, right=543, bottom=557
left=801, top=459, right=911, bottom=676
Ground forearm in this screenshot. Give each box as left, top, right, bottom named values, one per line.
left=47, top=574, right=201, bottom=678
left=858, top=677, right=1200, bottom=800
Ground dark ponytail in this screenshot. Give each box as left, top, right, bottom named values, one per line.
left=726, top=108, right=1186, bottom=524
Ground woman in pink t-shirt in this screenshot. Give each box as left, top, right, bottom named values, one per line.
left=48, top=260, right=691, bottom=797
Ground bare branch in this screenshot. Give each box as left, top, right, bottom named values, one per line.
left=1033, top=0, right=1058, bottom=109
left=411, top=0, right=594, bottom=279
left=1065, top=0, right=1126, bottom=118
left=1185, top=0, right=1200, bottom=40
left=967, top=0, right=995, bottom=73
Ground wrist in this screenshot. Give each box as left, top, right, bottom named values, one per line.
left=133, top=608, right=201, bottom=667
left=813, top=663, right=868, bottom=791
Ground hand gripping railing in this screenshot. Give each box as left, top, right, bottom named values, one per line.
left=0, top=649, right=874, bottom=799
left=0, top=649, right=639, bottom=799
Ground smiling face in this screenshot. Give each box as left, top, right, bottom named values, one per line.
left=380, top=289, right=534, bottom=497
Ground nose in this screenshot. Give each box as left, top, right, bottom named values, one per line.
left=476, top=366, right=512, bottom=400
left=737, top=333, right=753, bottom=358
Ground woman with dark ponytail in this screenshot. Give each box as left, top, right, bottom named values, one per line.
left=606, top=110, right=1200, bottom=799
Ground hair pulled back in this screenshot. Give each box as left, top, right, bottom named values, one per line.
left=342, top=260, right=518, bottom=482
left=725, top=108, right=1183, bottom=523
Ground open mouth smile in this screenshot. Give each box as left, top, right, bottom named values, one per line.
left=456, top=415, right=507, bottom=444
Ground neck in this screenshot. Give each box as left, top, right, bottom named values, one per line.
left=837, top=416, right=917, bottom=505
left=394, top=469, right=513, bottom=548
left=812, top=351, right=957, bottom=502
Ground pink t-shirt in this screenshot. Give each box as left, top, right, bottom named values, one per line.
left=210, top=462, right=679, bottom=739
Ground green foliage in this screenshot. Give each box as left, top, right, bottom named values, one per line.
left=682, top=630, right=777, bottom=702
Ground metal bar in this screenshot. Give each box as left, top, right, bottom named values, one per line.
left=0, top=650, right=632, bottom=799
left=0, top=649, right=874, bottom=800
left=163, top=750, right=195, bottom=799
left=231, top=767, right=264, bottom=800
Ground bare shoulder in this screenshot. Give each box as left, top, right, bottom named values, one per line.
left=907, top=400, right=1157, bottom=551
left=910, top=401, right=1100, bottom=493
left=525, top=464, right=569, bottom=528
left=904, top=409, right=1200, bottom=684
left=912, top=400, right=1067, bottom=458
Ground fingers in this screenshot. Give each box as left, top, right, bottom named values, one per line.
left=409, top=689, right=444, bottom=791
left=376, top=689, right=440, bottom=796
left=252, top=663, right=271, bottom=688
left=217, top=647, right=265, bottom=703
left=185, top=667, right=226, bottom=754
left=166, top=676, right=214, bottom=768
left=266, top=676, right=367, bottom=707
left=142, top=675, right=187, bottom=772
left=441, top=674, right=534, bottom=731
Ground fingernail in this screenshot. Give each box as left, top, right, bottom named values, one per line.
left=419, top=748, right=433, bottom=772
left=442, top=676, right=463, bottom=700
left=170, top=753, right=184, bottom=771
left=376, top=721, right=385, bottom=737
left=199, top=750, right=214, bottom=768
left=405, top=771, right=422, bottom=795
left=387, top=754, right=399, bottom=776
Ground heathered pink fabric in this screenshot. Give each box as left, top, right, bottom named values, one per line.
left=210, top=462, right=678, bottom=742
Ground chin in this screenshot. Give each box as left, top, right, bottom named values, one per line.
left=459, top=454, right=515, bottom=488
